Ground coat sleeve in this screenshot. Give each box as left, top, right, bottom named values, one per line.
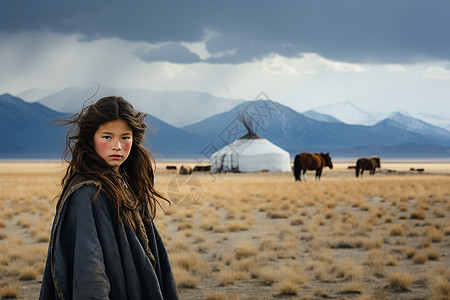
left=57, top=186, right=112, bottom=299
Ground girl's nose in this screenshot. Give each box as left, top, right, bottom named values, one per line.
left=112, top=140, right=122, bottom=151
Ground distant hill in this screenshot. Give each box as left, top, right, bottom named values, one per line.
left=411, top=112, right=450, bottom=132
left=183, top=100, right=450, bottom=158
left=306, top=101, right=381, bottom=125
left=144, top=114, right=210, bottom=159
left=302, top=110, right=342, bottom=123
left=0, top=93, right=69, bottom=158
left=20, top=87, right=450, bottom=133
left=16, top=88, right=56, bottom=102
left=2, top=93, right=450, bottom=159
left=0, top=94, right=209, bottom=159
left=378, top=112, right=450, bottom=139
left=35, top=87, right=244, bottom=127
left=306, top=101, right=450, bottom=131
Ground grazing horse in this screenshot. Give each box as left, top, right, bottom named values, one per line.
left=293, top=152, right=333, bottom=181
left=355, top=156, right=380, bottom=177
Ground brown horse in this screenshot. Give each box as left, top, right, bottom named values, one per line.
left=355, top=156, right=380, bottom=177
left=293, top=152, right=333, bottom=181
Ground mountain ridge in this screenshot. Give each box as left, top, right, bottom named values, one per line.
left=0, top=93, right=69, bottom=158
left=0, top=93, right=209, bottom=159
left=305, top=101, right=450, bottom=131
left=2, top=92, right=450, bottom=159
left=15, top=87, right=450, bottom=131
left=35, top=87, right=245, bottom=127
left=183, top=99, right=450, bottom=157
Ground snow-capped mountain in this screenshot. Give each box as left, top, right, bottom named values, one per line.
left=2, top=94, right=450, bottom=159
left=304, top=101, right=450, bottom=132
left=304, top=101, right=381, bottom=125
left=32, top=87, right=244, bottom=127
left=411, top=112, right=450, bottom=132
left=302, top=110, right=342, bottom=123
left=381, top=112, right=450, bottom=138
left=16, top=88, right=56, bottom=102
left=183, top=99, right=450, bottom=157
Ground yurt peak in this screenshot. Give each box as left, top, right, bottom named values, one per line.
left=237, top=111, right=260, bottom=139
left=239, top=132, right=261, bottom=140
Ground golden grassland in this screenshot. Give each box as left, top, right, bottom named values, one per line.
left=0, top=161, right=449, bottom=300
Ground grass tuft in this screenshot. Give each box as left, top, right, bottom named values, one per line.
left=0, top=283, right=20, bottom=299
left=387, top=271, right=414, bottom=291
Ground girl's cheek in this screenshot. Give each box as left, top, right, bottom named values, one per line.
left=123, top=143, right=132, bottom=155
left=95, top=141, right=110, bottom=156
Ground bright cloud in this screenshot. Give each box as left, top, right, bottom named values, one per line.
left=314, top=54, right=366, bottom=73
left=423, top=66, right=450, bottom=80
left=1, top=31, right=450, bottom=118
left=387, top=64, right=407, bottom=72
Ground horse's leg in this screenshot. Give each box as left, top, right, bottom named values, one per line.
left=294, top=157, right=301, bottom=181
left=355, top=166, right=359, bottom=177
left=302, top=169, right=307, bottom=181
left=316, top=167, right=323, bottom=181
left=361, top=169, right=364, bottom=177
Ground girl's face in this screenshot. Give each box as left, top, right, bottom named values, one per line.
left=93, top=119, right=133, bottom=172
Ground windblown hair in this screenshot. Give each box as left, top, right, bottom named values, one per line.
left=60, top=96, right=168, bottom=227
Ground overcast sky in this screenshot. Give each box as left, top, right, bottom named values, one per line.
left=1, top=0, right=450, bottom=117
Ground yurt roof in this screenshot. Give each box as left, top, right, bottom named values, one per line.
left=228, top=138, right=288, bottom=155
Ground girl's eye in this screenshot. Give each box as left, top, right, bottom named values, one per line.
left=122, top=136, right=131, bottom=141
left=102, top=136, right=111, bottom=140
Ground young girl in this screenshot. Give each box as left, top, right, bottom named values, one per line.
left=40, top=96, right=178, bottom=299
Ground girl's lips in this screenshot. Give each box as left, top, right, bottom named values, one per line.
left=110, top=154, right=122, bottom=159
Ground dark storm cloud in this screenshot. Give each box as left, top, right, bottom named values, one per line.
left=2, top=0, right=450, bottom=64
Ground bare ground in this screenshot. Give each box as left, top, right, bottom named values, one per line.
left=0, top=161, right=449, bottom=300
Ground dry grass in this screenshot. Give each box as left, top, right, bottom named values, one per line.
left=203, top=292, right=240, bottom=300
left=428, top=275, right=450, bottom=300
left=277, top=279, right=300, bottom=295
left=426, top=246, right=441, bottom=260
left=386, top=271, right=414, bottom=291
left=390, top=224, right=403, bottom=236
left=1, top=161, right=450, bottom=300
left=172, top=266, right=201, bottom=288
left=339, top=280, right=365, bottom=295
left=426, top=226, right=444, bottom=243
left=233, top=242, right=258, bottom=260
left=217, top=268, right=248, bottom=286
left=0, top=282, right=20, bottom=299
left=253, top=266, right=277, bottom=285
left=412, top=251, right=429, bottom=264
left=18, top=265, right=40, bottom=281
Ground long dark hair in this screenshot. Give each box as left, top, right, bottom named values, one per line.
left=60, top=96, right=168, bottom=226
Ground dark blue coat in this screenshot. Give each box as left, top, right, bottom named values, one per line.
left=39, top=181, right=178, bottom=300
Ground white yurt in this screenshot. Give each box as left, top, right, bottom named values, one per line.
left=210, top=132, right=291, bottom=173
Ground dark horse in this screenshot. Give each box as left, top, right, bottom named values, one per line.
left=355, top=156, right=380, bottom=177
left=293, top=152, right=333, bottom=181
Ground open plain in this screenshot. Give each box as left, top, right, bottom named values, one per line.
left=0, top=161, right=449, bottom=300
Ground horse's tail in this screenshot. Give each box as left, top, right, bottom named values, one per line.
left=355, top=160, right=360, bottom=177
left=293, top=154, right=301, bottom=181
